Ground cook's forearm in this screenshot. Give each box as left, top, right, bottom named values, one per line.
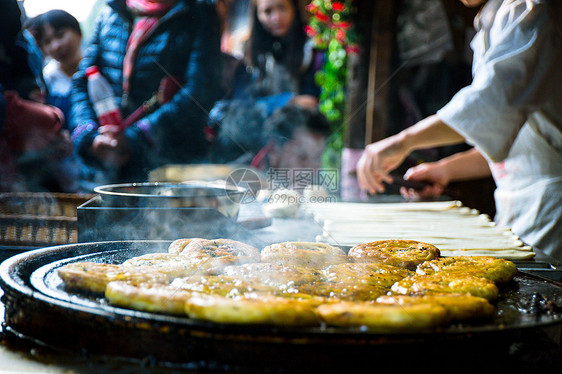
left=438, top=147, right=492, bottom=182
left=399, top=115, right=466, bottom=154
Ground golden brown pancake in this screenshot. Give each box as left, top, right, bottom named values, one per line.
left=261, top=241, right=348, bottom=268
left=390, top=274, right=499, bottom=300
left=376, top=294, right=495, bottom=321
left=320, top=262, right=414, bottom=288
left=416, top=256, right=517, bottom=283
left=185, top=293, right=321, bottom=326
left=348, top=240, right=440, bottom=270
left=167, top=238, right=261, bottom=266
left=58, top=237, right=514, bottom=330
left=317, top=301, right=449, bottom=331
left=57, top=262, right=169, bottom=294
left=170, top=275, right=279, bottom=297
left=122, top=252, right=220, bottom=276
left=222, top=263, right=323, bottom=287
left=105, top=281, right=195, bottom=315
left=297, top=281, right=388, bottom=301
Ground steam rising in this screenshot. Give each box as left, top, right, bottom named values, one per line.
left=77, top=195, right=269, bottom=251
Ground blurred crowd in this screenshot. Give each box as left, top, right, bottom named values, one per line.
left=2, top=0, right=560, bottom=258
left=0, top=0, right=331, bottom=193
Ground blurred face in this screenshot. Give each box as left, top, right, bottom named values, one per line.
left=40, top=24, right=82, bottom=65
left=256, top=0, right=295, bottom=38
left=459, top=0, right=486, bottom=7
left=271, top=127, right=326, bottom=170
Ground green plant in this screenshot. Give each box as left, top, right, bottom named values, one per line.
left=305, top=0, right=359, bottom=168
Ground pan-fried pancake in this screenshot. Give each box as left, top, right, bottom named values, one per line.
left=348, top=240, right=440, bottom=270
left=416, top=256, right=517, bottom=283
left=170, top=275, right=280, bottom=297
left=297, top=281, right=388, bottom=301
left=376, top=294, right=495, bottom=321
left=167, top=238, right=197, bottom=254
left=175, top=273, right=388, bottom=302
left=59, top=237, right=514, bottom=329
left=261, top=241, right=348, bottom=268
left=320, top=263, right=414, bottom=288
left=57, top=262, right=169, bottom=294
left=317, top=301, right=449, bottom=331
left=105, top=278, right=333, bottom=318
left=122, top=252, right=220, bottom=276
left=167, top=238, right=261, bottom=266
left=221, top=263, right=323, bottom=287
left=105, top=281, right=196, bottom=315
left=390, top=274, right=499, bottom=300
left=184, top=293, right=321, bottom=326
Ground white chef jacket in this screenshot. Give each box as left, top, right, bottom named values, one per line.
left=437, top=0, right=562, bottom=260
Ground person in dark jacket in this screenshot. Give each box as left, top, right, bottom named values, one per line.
left=70, top=0, right=223, bottom=187
left=0, top=0, right=72, bottom=192
left=207, top=0, right=325, bottom=164
left=0, top=0, right=40, bottom=101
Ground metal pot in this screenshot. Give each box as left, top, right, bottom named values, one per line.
left=93, top=182, right=245, bottom=219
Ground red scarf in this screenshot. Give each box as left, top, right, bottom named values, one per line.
left=123, top=0, right=176, bottom=97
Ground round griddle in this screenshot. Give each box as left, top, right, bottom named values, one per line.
left=1, top=241, right=562, bottom=372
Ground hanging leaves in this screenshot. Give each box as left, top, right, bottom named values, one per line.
left=306, top=0, right=359, bottom=167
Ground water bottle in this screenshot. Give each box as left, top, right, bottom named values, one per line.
left=85, top=66, right=122, bottom=127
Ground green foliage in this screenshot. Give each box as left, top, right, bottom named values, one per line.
left=306, top=1, right=359, bottom=169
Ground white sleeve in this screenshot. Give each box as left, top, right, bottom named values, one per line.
left=437, top=1, right=561, bottom=162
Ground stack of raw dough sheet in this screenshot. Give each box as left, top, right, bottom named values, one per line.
left=302, top=200, right=535, bottom=260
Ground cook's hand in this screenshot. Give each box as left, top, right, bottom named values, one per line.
left=356, top=135, right=408, bottom=194
left=400, top=162, right=449, bottom=199
left=91, top=126, right=130, bottom=167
